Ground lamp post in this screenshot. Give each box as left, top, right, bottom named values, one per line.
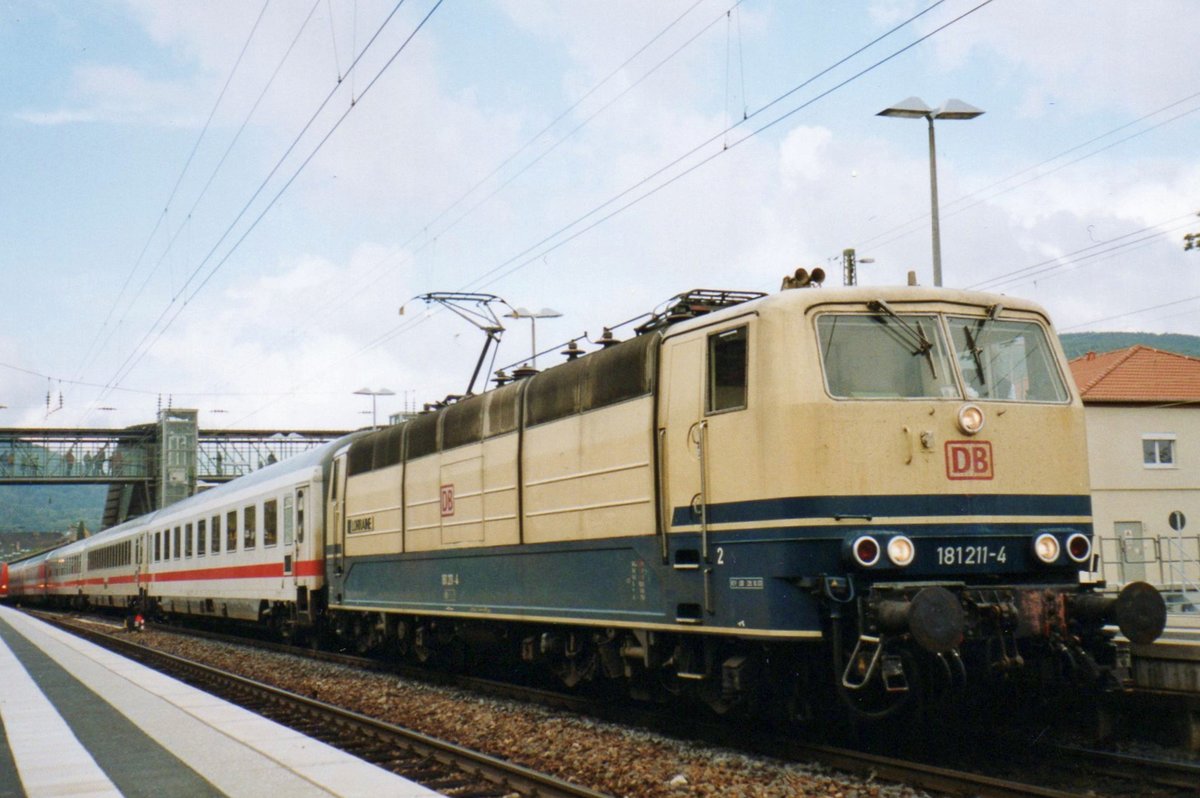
left=878, top=97, right=984, bottom=287
left=353, top=387, right=394, bottom=430
left=505, top=307, right=562, bottom=368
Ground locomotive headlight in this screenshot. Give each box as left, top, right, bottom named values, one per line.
left=1033, top=533, right=1061, bottom=564
left=851, top=535, right=881, bottom=567
left=886, top=535, right=916, bottom=567
left=957, top=403, right=985, bottom=435
left=1066, top=533, right=1092, bottom=564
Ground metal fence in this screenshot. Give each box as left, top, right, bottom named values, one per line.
left=1098, top=534, right=1200, bottom=613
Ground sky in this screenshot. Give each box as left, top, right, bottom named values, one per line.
left=1, top=0, right=1198, bottom=431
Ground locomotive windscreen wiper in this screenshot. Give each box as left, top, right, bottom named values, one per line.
left=867, top=299, right=938, bottom=379
left=963, top=304, right=1003, bottom=387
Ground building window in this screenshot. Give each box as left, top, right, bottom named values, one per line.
left=1142, top=435, right=1176, bottom=468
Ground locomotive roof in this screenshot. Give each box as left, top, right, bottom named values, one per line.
left=664, top=284, right=1054, bottom=332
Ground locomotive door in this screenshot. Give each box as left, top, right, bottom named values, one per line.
left=660, top=320, right=753, bottom=621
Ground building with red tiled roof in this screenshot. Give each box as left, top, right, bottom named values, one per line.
left=1067, top=346, right=1200, bottom=601
left=1072, top=345, right=1200, bottom=404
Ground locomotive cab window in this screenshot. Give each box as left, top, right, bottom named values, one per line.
left=818, top=313, right=956, bottom=399
left=707, top=326, right=748, bottom=413
left=947, top=316, right=1069, bottom=403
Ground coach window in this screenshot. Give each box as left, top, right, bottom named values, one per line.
left=164, top=530, right=171, bottom=560
left=197, top=519, right=206, bottom=557
left=185, top=523, right=193, bottom=558
left=284, top=495, right=294, bottom=547
left=154, top=531, right=161, bottom=562
left=707, top=326, right=748, bottom=413
left=226, top=510, right=238, bottom=551
left=174, top=526, right=182, bottom=560
left=244, top=504, right=257, bottom=549
left=296, top=489, right=305, bottom=543
left=264, top=499, right=278, bottom=547
left=211, top=515, right=220, bottom=554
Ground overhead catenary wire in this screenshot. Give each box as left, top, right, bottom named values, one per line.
left=314, top=0, right=723, bottom=320
left=77, top=1, right=327, bottom=427
left=94, top=0, right=440, bottom=407
left=95, top=0, right=970, bottom=423
left=348, top=0, right=983, bottom=360
left=459, top=0, right=991, bottom=294
left=73, top=0, right=275, bottom=390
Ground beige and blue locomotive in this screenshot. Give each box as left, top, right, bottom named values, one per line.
left=325, top=282, right=1165, bottom=715
left=6, top=280, right=1165, bottom=719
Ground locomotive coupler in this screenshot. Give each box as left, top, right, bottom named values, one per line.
left=1070, top=581, right=1167, bottom=644
left=875, top=585, right=965, bottom=654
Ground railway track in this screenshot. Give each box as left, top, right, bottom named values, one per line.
left=32, top=611, right=609, bottom=798
left=1044, top=741, right=1200, bottom=794
left=34, top=610, right=1154, bottom=797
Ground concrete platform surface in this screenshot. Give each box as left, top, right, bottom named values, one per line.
left=0, top=606, right=441, bottom=798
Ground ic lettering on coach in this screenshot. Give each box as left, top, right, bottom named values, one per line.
left=945, top=440, right=994, bottom=480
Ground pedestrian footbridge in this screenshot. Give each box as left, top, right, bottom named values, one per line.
left=0, top=410, right=348, bottom=528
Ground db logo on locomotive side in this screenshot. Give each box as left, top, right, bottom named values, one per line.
left=945, top=440, right=994, bottom=480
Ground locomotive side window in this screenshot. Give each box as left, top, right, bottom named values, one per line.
left=947, top=317, right=1068, bottom=403
left=707, top=326, right=748, bottom=413
left=818, top=314, right=956, bottom=399
left=264, top=499, right=278, bottom=547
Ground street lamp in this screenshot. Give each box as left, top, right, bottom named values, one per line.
left=878, top=97, right=984, bottom=288
left=504, top=307, right=562, bottom=368
left=353, top=387, right=395, bottom=430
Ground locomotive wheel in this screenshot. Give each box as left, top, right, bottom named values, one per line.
left=553, top=648, right=598, bottom=688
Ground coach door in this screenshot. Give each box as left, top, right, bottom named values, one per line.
left=329, top=455, right=347, bottom=576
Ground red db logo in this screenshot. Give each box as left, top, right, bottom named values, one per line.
left=945, top=441, right=993, bottom=480
left=440, top=484, right=455, bottom=516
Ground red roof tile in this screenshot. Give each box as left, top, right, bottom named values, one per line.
left=1068, top=345, right=1200, bottom=403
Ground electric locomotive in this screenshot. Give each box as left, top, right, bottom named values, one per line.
left=324, top=278, right=1166, bottom=718
left=4, top=278, right=1166, bottom=722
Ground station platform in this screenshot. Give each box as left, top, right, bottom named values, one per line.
left=0, top=606, right=440, bottom=798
